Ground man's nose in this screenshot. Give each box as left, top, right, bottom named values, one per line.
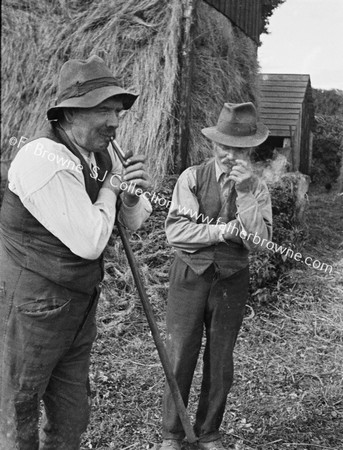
left=106, top=111, right=119, bottom=129
left=225, top=152, right=235, bottom=160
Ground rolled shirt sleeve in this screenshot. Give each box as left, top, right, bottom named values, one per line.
left=165, top=167, right=223, bottom=252
left=118, top=195, right=152, bottom=231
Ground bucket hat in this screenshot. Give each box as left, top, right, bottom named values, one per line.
left=201, top=102, right=269, bottom=148
left=47, top=55, right=138, bottom=121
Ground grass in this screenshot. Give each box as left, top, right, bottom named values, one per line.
left=81, top=184, right=343, bottom=450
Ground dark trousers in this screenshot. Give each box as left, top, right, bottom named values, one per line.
left=162, top=256, right=249, bottom=442
left=0, top=240, right=99, bottom=450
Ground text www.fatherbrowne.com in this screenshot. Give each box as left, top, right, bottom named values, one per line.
left=142, top=194, right=334, bottom=275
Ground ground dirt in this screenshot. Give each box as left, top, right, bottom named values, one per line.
left=81, top=185, right=343, bottom=450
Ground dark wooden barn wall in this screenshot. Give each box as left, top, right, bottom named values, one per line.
left=203, top=0, right=262, bottom=43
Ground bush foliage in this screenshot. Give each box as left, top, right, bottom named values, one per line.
left=249, top=175, right=308, bottom=305
left=311, top=115, right=343, bottom=185
left=311, top=89, right=343, bottom=184
left=313, top=88, right=343, bottom=116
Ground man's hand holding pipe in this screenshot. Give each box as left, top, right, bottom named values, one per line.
left=121, top=154, right=151, bottom=206
left=227, top=159, right=254, bottom=193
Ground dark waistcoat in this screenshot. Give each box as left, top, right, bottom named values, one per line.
left=0, top=123, right=112, bottom=294
left=176, top=159, right=249, bottom=278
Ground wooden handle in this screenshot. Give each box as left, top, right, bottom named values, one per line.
left=116, top=221, right=197, bottom=443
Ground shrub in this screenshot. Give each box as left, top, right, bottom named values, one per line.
left=249, top=175, right=308, bottom=306
left=311, top=115, right=343, bottom=185
left=311, top=89, right=343, bottom=185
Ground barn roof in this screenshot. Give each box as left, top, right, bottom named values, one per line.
left=203, top=0, right=262, bottom=43
left=258, top=73, right=314, bottom=137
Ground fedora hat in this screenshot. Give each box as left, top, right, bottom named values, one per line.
left=201, top=102, right=269, bottom=148
left=47, top=55, right=138, bottom=121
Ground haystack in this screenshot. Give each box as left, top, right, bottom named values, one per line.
left=1, top=0, right=258, bottom=186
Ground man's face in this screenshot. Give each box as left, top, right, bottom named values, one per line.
left=69, top=97, right=124, bottom=153
left=213, top=143, right=252, bottom=173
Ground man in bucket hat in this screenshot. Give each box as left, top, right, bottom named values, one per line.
left=160, top=102, right=273, bottom=450
left=0, top=55, right=152, bottom=449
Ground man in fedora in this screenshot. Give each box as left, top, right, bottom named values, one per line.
left=0, top=55, right=151, bottom=449
left=160, top=102, right=273, bottom=450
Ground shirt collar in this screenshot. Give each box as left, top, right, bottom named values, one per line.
left=74, top=142, right=96, bottom=167
left=59, top=124, right=95, bottom=167
left=214, top=158, right=226, bottom=182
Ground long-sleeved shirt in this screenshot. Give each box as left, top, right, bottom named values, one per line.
left=7, top=137, right=152, bottom=260
left=166, top=158, right=272, bottom=252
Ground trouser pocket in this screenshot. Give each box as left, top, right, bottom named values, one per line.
left=17, top=296, right=71, bottom=320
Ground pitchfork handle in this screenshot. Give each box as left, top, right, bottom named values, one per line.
left=116, top=220, right=197, bottom=443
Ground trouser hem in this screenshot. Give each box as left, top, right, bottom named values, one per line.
left=198, top=432, right=221, bottom=443
left=162, top=431, right=185, bottom=441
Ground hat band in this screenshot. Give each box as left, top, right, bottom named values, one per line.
left=218, top=122, right=257, bottom=137
left=57, top=77, right=119, bottom=104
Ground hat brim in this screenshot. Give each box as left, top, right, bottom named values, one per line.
left=47, top=86, right=138, bottom=121
left=201, top=122, right=269, bottom=148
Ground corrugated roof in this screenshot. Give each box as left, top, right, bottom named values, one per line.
left=258, top=73, right=311, bottom=137
left=203, top=0, right=262, bottom=43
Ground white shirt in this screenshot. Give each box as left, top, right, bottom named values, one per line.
left=8, top=138, right=152, bottom=260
